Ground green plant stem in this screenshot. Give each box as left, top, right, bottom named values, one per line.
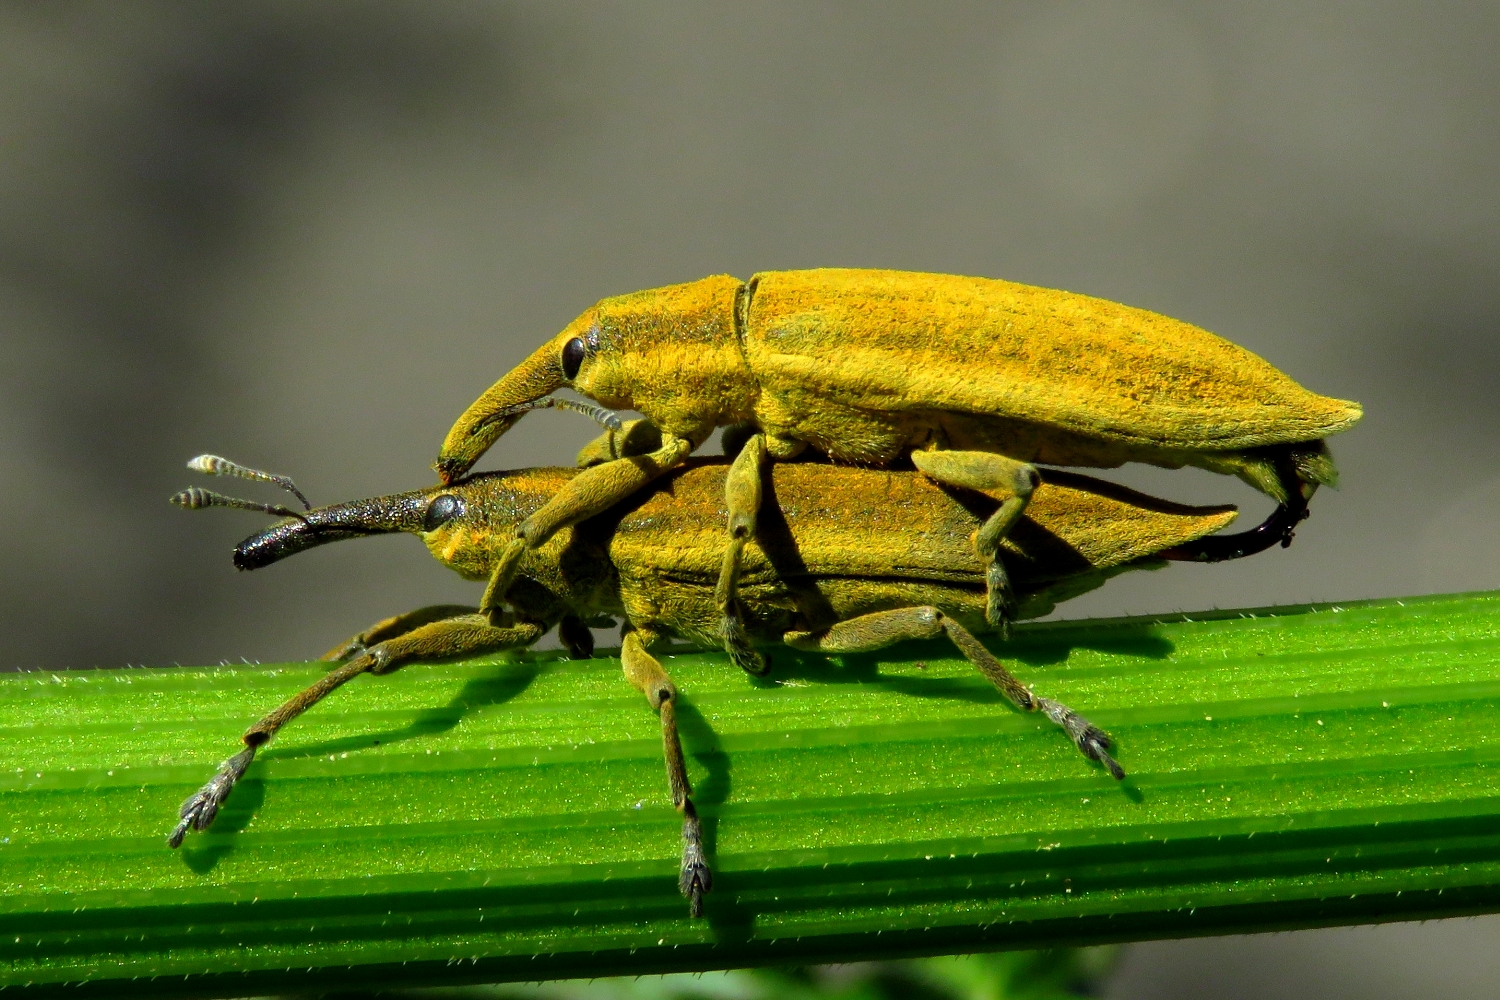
left=4, top=591, right=1500, bottom=997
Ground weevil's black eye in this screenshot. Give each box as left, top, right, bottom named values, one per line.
left=423, top=494, right=464, bottom=531
left=561, top=337, right=587, bottom=380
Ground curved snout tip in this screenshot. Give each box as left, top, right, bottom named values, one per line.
left=233, top=517, right=324, bottom=570
left=436, top=415, right=520, bottom=485
left=434, top=453, right=477, bottom=487
left=436, top=340, right=567, bottom=484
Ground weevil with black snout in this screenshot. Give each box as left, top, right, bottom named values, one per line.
left=170, top=445, right=1245, bottom=917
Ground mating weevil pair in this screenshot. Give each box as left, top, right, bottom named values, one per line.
left=171, top=268, right=1360, bottom=918
left=437, top=269, right=1361, bottom=673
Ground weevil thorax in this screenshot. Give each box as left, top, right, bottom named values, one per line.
left=570, top=275, right=757, bottom=441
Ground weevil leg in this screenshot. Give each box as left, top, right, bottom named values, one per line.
left=621, top=628, right=712, bottom=917
left=784, top=607, right=1123, bottom=779
left=909, top=449, right=1039, bottom=636
left=557, top=614, right=595, bottom=659
left=719, top=422, right=759, bottom=460
left=482, top=433, right=696, bottom=615
left=576, top=418, right=664, bottom=468
left=716, top=432, right=769, bottom=676
left=320, top=604, right=480, bottom=662
left=1164, top=446, right=1319, bottom=563
left=170, top=614, right=546, bottom=848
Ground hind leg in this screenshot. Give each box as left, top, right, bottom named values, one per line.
left=784, top=607, right=1122, bottom=779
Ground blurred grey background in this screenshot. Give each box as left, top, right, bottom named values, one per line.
left=0, top=1, right=1496, bottom=996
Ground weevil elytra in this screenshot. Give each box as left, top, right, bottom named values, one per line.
left=436, top=269, right=1362, bottom=674
left=170, top=450, right=1240, bottom=917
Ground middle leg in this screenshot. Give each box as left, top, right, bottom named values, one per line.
left=713, top=430, right=807, bottom=676
left=909, top=449, right=1039, bottom=634
left=621, top=627, right=712, bottom=916
left=715, top=432, right=769, bottom=676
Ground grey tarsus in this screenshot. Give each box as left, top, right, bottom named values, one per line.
left=1038, top=698, right=1125, bottom=779
left=167, top=746, right=256, bottom=847
left=680, top=800, right=712, bottom=917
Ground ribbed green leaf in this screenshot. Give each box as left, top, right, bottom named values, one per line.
left=4, top=592, right=1500, bottom=997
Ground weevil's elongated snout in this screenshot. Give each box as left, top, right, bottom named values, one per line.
left=436, top=333, right=570, bottom=484
left=234, top=492, right=430, bottom=570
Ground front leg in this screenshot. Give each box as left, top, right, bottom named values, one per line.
left=170, top=614, right=546, bottom=847
left=621, top=627, right=712, bottom=917
left=321, top=604, right=479, bottom=662
left=482, top=433, right=695, bottom=614
left=575, top=418, right=663, bottom=467
left=909, top=449, right=1039, bottom=635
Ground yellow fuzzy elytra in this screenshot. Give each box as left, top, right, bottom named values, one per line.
left=743, top=269, right=1360, bottom=454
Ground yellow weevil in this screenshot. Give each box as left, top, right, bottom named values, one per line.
left=170, top=450, right=1239, bottom=916
left=435, top=269, right=1362, bottom=675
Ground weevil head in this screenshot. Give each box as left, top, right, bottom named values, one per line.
left=435, top=308, right=641, bottom=484
left=413, top=470, right=573, bottom=579
left=436, top=276, right=754, bottom=484
left=231, top=471, right=573, bottom=581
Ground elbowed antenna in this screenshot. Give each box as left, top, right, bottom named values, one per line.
left=480, top=396, right=624, bottom=434
left=170, top=454, right=315, bottom=520
left=170, top=486, right=307, bottom=520
left=186, top=454, right=311, bottom=510
left=170, top=453, right=429, bottom=568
